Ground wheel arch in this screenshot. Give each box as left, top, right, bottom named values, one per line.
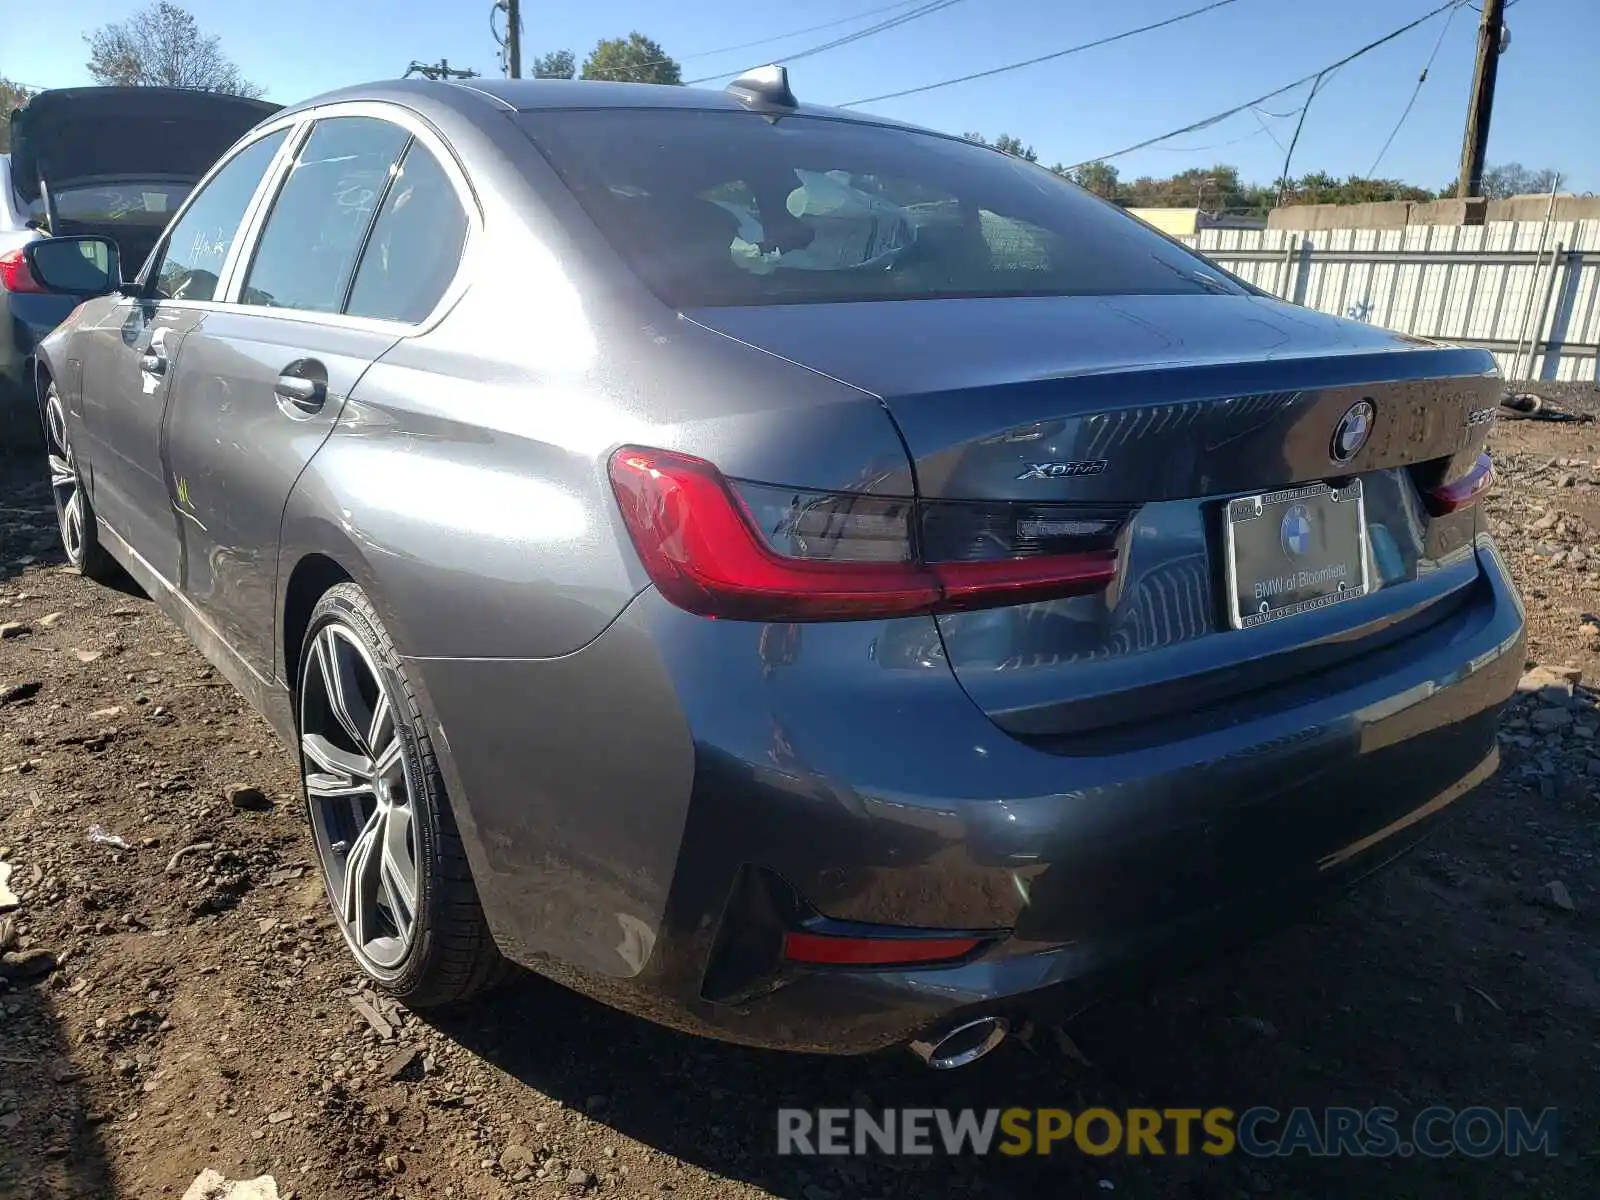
left=31, top=348, right=74, bottom=458
left=280, top=551, right=354, bottom=699
left=273, top=510, right=415, bottom=691
left=31, top=353, right=54, bottom=426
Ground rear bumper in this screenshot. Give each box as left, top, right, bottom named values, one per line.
left=410, top=535, right=1523, bottom=1055
left=6, top=290, right=79, bottom=366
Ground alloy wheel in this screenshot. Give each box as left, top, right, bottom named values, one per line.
left=301, top=623, right=420, bottom=972
left=44, top=391, right=85, bottom=564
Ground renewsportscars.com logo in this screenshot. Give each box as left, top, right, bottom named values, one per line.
left=777, top=1106, right=1559, bottom=1159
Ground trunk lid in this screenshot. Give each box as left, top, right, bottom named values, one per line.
left=688, top=294, right=1494, bottom=501
left=10, top=88, right=277, bottom=268
left=689, top=293, right=1500, bottom=741
left=8, top=87, right=279, bottom=201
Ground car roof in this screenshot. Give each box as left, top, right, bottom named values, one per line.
left=276, top=77, right=932, bottom=138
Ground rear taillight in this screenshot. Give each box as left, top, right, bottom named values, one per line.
left=1423, top=452, right=1494, bottom=516
left=0, top=249, right=45, bottom=294
left=608, top=446, right=1123, bottom=622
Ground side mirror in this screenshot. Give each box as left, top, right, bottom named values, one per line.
left=23, top=236, right=121, bottom=297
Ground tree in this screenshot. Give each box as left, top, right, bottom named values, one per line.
left=0, top=78, right=32, bottom=154
left=1066, top=161, right=1120, bottom=198
left=1276, top=171, right=1435, bottom=207
left=84, top=2, right=261, bottom=96
left=992, top=134, right=1036, bottom=162
left=1479, top=162, right=1562, bottom=199
left=1074, top=163, right=1443, bottom=217
left=531, top=50, right=576, bottom=80
left=965, top=122, right=1472, bottom=213
left=961, top=131, right=1036, bottom=162
left=580, top=33, right=681, bottom=85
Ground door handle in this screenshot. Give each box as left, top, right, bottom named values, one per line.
left=140, top=351, right=167, bottom=375
left=274, top=373, right=326, bottom=413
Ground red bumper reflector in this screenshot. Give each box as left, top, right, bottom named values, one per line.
left=781, top=931, right=982, bottom=966
left=1423, top=452, right=1494, bottom=516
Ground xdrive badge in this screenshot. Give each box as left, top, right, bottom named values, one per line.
left=1015, top=460, right=1108, bottom=481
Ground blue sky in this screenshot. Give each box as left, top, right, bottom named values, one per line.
left=6, top=0, right=1596, bottom=192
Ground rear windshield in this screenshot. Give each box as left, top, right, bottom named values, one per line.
left=517, top=109, right=1242, bottom=308
left=46, top=183, right=192, bottom=226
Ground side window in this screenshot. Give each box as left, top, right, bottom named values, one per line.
left=345, top=142, right=469, bottom=323
left=154, top=129, right=288, bottom=303
left=239, top=117, right=410, bottom=313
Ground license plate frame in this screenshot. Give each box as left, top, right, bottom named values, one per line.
left=1223, top=480, right=1371, bottom=630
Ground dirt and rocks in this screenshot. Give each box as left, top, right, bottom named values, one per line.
left=1, top=410, right=1598, bottom=1200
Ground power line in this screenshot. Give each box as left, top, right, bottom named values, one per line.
left=839, top=0, right=1246, bottom=107
left=1150, top=122, right=1287, bottom=154
left=688, top=0, right=972, bottom=85
left=677, top=0, right=932, bottom=63
left=1367, top=0, right=1466, bottom=176
left=1276, top=72, right=1327, bottom=203
left=1063, top=0, right=1463, bottom=170
left=604, top=0, right=934, bottom=78
left=1249, top=106, right=1291, bottom=152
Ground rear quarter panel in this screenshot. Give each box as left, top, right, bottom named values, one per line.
left=275, top=272, right=913, bottom=975
left=277, top=104, right=915, bottom=666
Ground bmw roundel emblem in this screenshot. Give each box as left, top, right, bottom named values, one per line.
left=1281, top=504, right=1313, bottom=557
left=1330, top=399, right=1375, bottom=463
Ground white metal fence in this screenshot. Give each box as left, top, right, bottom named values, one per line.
left=1182, top=221, right=1600, bottom=383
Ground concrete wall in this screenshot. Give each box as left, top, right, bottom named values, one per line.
left=1269, top=202, right=1411, bottom=231
left=1267, top=195, right=1600, bottom=232
left=1488, top=195, right=1600, bottom=224
left=1408, top=198, right=1489, bottom=226
left=1267, top=198, right=1489, bottom=231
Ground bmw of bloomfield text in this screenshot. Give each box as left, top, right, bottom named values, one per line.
left=24, top=66, right=1523, bottom=1069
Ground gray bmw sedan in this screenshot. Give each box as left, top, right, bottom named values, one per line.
left=23, top=68, right=1522, bottom=1069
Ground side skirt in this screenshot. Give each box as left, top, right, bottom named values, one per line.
left=97, top=517, right=299, bottom=751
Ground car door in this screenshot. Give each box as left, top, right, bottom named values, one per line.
left=72, top=127, right=291, bottom=583
left=162, top=113, right=471, bottom=680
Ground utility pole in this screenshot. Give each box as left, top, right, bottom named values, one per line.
left=404, top=59, right=480, bottom=81
left=490, top=0, right=523, bottom=77
left=507, top=0, right=522, bottom=78
left=1456, top=0, right=1506, bottom=198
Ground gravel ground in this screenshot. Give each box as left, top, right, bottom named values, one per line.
left=1, top=414, right=1597, bottom=1200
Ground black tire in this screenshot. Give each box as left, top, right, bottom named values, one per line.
left=298, top=581, right=509, bottom=1007
left=41, top=381, right=116, bottom=582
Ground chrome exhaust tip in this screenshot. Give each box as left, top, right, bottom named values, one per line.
left=909, top=1016, right=1009, bottom=1070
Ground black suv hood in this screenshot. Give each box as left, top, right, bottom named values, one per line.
left=9, top=87, right=279, bottom=202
